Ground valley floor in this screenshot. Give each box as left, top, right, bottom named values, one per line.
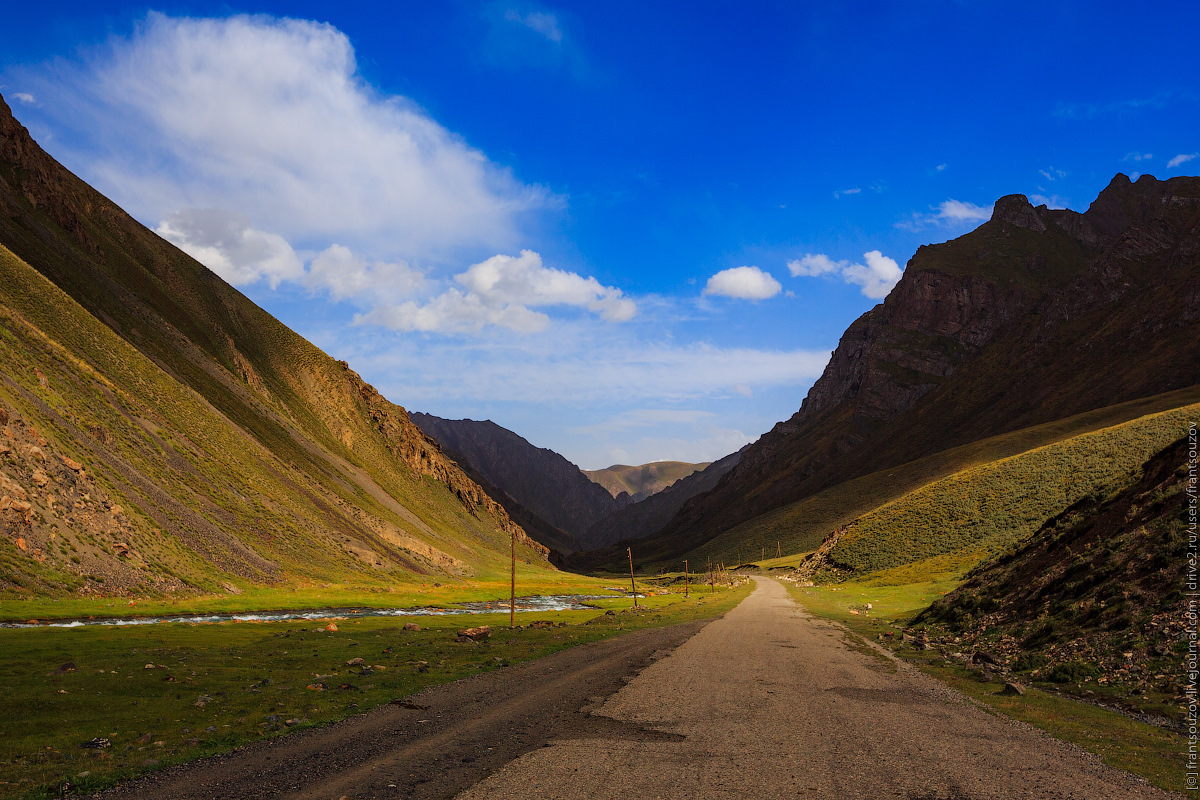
left=94, top=578, right=1174, bottom=799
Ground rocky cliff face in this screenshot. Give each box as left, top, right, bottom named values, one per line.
left=633, top=174, right=1200, bottom=564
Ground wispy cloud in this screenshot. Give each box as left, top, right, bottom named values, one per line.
left=19, top=14, right=551, bottom=267
left=702, top=266, right=781, bottom=301
left=833, top=186, right=861, bottom=199
left=895, top=199, right=993, bottom=232
left=1038, top=167, right=1067, bottom=181
left=1168, top=153, right=1198, bottom=168
left=788, top=250, right=903, bottom=300
left=1029, top=194, right=1069, bottom=210
left=1124, top=152, right=1154, bottom=162
left=1054, top=91, right=1186, bottom=119
left=11, top=92, right=35, bottom=105
left=503, top=8, right=563, bottom=42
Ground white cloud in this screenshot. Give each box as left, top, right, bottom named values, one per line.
left=833, top=187, right=861, bottom=199
left=306, top=244, right=426, bottom=302
left=503, top=9, right=563, bottom=42
left=156, top=208, right=303, bottom=289
left=1168, top=153, right=1198, bottom=168
left=842, top=251, right=903, bottom=300
left=27, top=14, right=548, bottom=263
left=788, top=250, right=903, bottom=299
left=1123, top=152, right=1153, bottom=162
left=11, top=92, right=35, bottom=105
left=358, top=250, right=636, bottom=334
left=896, top=199, right=993, bottom=231
left=573, top=409, right=718, bottom=435
left=935, top=163, right=947, bottom=172
left=703, top=266, right=781, bottom=301
left=1038, top=167, right=1067, bottom=181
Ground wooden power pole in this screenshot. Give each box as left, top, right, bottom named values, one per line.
left=510, top=527, right=516, bottom=629
left=777, top=541, right=782, bottom=558
left=684, top=559, right=689, bottom=598
left=628, top=547, right=638, bottom=608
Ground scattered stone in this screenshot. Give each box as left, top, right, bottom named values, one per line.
left=55, top=662, right=77, bottom=674
left=403, top=622, right=421, bottom=632
left=972, top=651, right=1002, bottom=666
left=142, top=759, right=159, bottom=767
left=346, top=657, right=365, bottom=666
left=529, top=620, right=555, bottom=629
left=456, top=625, right=492, bottom=642
left=604, top=610, right=617, bottom=616
left=306, top=683, right=327, bottom=691
left=325, top=622, right=338, bottom=632
left=413, top=661, right=429, bottom=673
left=284, top=718, right=300, bottom=726
left=61, top=455, right=83, bottom=471
left=194, top=695, right=211, bottom=707
left=32, top=469, right=50, bottom=487
left=136, top=733, right=152, bottom=745
left=1000, top=682, right=1027, bottom=696
left=337, top=683, right=361, bottom=692
left=80, top=738, right=110, bottom=749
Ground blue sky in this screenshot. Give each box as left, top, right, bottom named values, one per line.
left=2, top=2, right=1197, bottom=469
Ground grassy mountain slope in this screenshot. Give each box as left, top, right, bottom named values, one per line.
left=0, top=94, right=549, bottom=599
left=584, top=461, right=710, bottom=502
left=619, top=175, right=1200, bottom=568
left=915, top=434, right=1195, bottom=719
left=682, top=386, right=1200, bottom=571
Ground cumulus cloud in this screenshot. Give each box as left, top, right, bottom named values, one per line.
left=11, top=92, right=35, bottom=105
left=306, top=244, right=426, bottom=302
left=358, top=250, right=636, bottom=334
left=1168, top=153, right=1198, bottom=168
left=896, top=199, right=993, bottom=231
left=156, top=208, right=303, bottom=289
left=788, top=250, right=903, bottom=300
left=703, top=266, right=781, bottom=301
left=26, top=14, right=547, bottom=262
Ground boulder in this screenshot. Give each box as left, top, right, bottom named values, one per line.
left=457, top=625, right=492, bottom=642
left=1000, top=682, right=1026, bottom=696
left=403, top=622, right=421, bottom=632
left=972, top=650, right=1003, bottom=666
left=346, top=657, right=365, bottom=666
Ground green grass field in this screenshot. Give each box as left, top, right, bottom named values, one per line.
left=0, top=580, right=749, bottom=799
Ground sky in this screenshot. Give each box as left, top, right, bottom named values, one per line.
left=1, top=2, right=1197, bottom=469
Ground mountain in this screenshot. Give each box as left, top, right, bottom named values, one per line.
left=409, top=413, right=623, bottom=553
left=0, top=93, right=548, bottom=598
left=584, top=461, right=711, bottom=503
left=916, top=435, right=1192, bottom=704
left=625, top=174, right=1200, bottom=567
left=573, top=449, right=744, bottom=556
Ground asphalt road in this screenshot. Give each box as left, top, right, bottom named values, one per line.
left=95, top=578, right=1175, bottom=799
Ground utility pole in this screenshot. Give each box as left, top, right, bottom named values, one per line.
left=628, top=547, right=637, bottom=608
left=777, top=541, right=782, bottom=558
left=762, top=546, right=765, bottom=561
left=684, top=559, right=689, bottom=598
left=510, top=527, right=516, bottom=629
left=708, top=556, right=713, bottom=594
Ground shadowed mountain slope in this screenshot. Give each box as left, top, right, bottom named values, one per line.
left=410, top=413, right=623, bottom=553
left=615, top=174, right=1200, bottom=568
left=584, top=461, right=711, bottom=503
left=0, top=93, right=548, bottom=597
left=576, top=449, right=743, bottom=554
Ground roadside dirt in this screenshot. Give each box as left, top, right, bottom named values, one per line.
left=89, top=619, right=710, bottom=800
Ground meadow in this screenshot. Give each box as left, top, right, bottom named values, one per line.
left=0, top=580, right=748, bottom=799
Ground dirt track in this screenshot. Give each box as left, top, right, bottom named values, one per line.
left=461, top=578, right=1174, bottom=799
left=95, top=578, right=1176, bottom=799
left=91, top=618, right=708, bottom=800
